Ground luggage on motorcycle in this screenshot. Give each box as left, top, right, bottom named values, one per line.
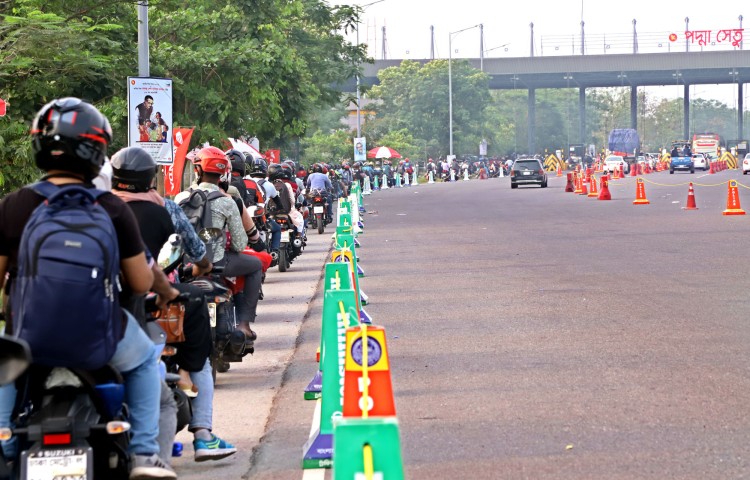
left=179, top=187, right=226, bottom=260
left=243, top=178, right=265, bottom=207
left=11, top=182, right=122, bottom=370
left=268, top=179, right=292, bottom=214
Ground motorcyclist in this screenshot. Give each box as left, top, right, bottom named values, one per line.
left=109, top=146, right=237, bottom=462
left=340, top=161, right=353, bottom=196
left=246, top=158, right=283, bottom=262
left=175, top=147, right=263, bottom=343
left=0, top=98, right=175, bottom=479
left=268, top=163, right=305, bottom=239
left=306, top=163, right=334, bottom=222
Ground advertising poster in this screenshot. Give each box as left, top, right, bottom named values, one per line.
left=265, top=149, right=280, bottom=164
left=163, top=127, right=194, bottom=196
left=353, top=137, right=366, bottom=162
left=128, top=77, right=174, bottom=164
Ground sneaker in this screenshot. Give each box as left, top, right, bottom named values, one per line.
left=130, top=453, right=176, bottom=480
left=194, top=434, right=238, bottom=462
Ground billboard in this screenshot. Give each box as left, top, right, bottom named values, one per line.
left=354, top=137, right=366, bottom=162
left=128, top=77, right=174, bottom=164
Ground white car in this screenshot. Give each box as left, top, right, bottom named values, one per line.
left=603, top=155, right=629, bottom=174
left=743, top=153, right=750, bottom=175
left=692, top=153, right=710, bottom=171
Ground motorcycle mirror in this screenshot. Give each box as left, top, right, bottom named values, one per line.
left=198, top=228, right=224, bottom=243
left=158, top=233, right=183, bottom=272
left=0, top=336, right=31, bottom=385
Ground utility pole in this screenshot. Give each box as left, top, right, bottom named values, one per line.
left=137, top=1, right=149, bottom=76
left=430, top=25, right=435, bottom=60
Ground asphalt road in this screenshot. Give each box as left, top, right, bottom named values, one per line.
left=178, top=169, right=750, bottom=480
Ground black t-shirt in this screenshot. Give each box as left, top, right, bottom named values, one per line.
left=0, top=183, right=147, bottom=331
left=125, top=200, right=175, bottom=259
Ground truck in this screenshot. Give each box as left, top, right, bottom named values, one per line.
left=669, top=140, right=694, bottom=174
left=608, top=129, right=640, bottom=162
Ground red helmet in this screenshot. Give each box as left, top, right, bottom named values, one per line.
left=197, top=146, right=230, bottom=174
left=342, top=161, right=350, bottom=170
left=399, top=159, right=405, bottom=165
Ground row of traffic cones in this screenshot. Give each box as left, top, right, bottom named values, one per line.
left=634, top=179, right=746, bottom=214
left=566, top=170, right=746, bottom=214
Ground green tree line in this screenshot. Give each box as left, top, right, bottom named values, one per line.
left=0, top=0, right=366, bottom=193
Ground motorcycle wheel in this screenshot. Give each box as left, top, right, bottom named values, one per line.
left=317, top=215, right=325, bottom=234
left=279, top=246, right=289, bottom=272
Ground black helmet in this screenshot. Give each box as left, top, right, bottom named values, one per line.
left=248, top=158, right=268, bottom=176
left=111, top=146, right=157, bottom=192
left=312, top=163, right=323, bottom=173
left=268, top=163, right=290, bottom=181
left=225, top=149, right=246, bottom=177
left=31, top=97, right=112, bottom=180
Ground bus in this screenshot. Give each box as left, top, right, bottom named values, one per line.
left=692, top=133, right=722, bottom=159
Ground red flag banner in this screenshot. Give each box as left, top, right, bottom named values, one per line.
left=163, top=127, right=194, bottom=197
left=265, top=149, right=280, bottom=164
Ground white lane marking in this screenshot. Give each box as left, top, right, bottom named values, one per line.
left=302, top=399, right=326, bottom=480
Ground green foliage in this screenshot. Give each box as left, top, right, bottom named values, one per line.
left=301, top=128, right=353, bottom=165
left=0, top=0, right=365, bottom=193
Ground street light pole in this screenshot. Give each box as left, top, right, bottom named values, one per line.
left=137, top=1, right=149, bottom=76
left=449, top=24, right=480, bottom=157
left=355, top=0, right=385, bottom=138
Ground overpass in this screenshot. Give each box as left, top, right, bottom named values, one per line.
left=346, top=50, right=750, bottom=154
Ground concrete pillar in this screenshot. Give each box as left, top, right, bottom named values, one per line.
left=579, top=88, right=586, bottom=143
left=630, top=86, right=637, bottom=130
left=683, top=84, right=690, bottom=140
left=528, top=89, right=536, bottom=154
left=739, top=83, right=744, bottom=141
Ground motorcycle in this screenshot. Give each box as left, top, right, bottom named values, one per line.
left=268, top=213, right=303, bottom=273
left=308, top=189, right=329, bottom=234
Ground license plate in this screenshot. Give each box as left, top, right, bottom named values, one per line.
left=24, top=447, right=90, bottom=479
left=280, top=231, right=290, bottom=243
left=313, top=206, right=324, bottom=214
left=208, top=303, right=217, bottom=328
left=523, top=171, right=532, bottom=175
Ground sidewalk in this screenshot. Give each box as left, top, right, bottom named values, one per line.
left=172, top=231, right=333, bottom=479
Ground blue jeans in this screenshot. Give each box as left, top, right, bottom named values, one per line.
left=188, top=359, right=213, bottom=431
left=0, top=313, right=160, bottom=457
left=268, top=218, right=281, bottom=251
left=0, top=382, right=17, bottom=459
left=106, top=312, right=162, bottom=456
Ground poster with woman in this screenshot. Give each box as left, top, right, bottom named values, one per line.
left=128, top=77, right=174, bottom=164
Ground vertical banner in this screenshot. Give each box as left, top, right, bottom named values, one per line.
left=265, top=149, right=281, bottom=164
left=163, top=127, right=194, bottom=197
left=354, top=137, right=366, bottom=162
left=128, top=77, right=174, bottom=164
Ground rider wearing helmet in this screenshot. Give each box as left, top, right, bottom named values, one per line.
left=306, top=163, right=334, bottom=222
left=246, top=158, right=282, bottom=260
left=340, top=161, right=353, bottom=195
left=176, top=147, right=263, bottom=344
left=110, top=146, right=237, bottom=462
left=268, top=163, right=306, bottom=238
left=0, top=98, right=177, bottom=478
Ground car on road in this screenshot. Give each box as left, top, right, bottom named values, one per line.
left=510, top=158, right=547, bottom=189
left=743, top=153, right=750, bottom=174
left=692, top=153, right=710, bottom=171
left=603, top=155, right=629, bottom=174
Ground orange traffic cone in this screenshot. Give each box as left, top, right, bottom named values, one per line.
left=587, top=174, right=599, bottom=197
left=556, top=163, right=563, bottom=177
left=597, top=175, right=611, bottom=200
left=611, top=166, right=620, bottom=180
left=565, top=172, right=575, bottom=192
left=709, top=161, right=716, bottom=174
left=630, top=162, right=638, bottom=177
left=633, top=178, right=650, bottom=205
left=573, top=174, right=583, bottom=194
left=579, top=174, right=588, bottom=195
left=683, top=182, right=698, bottom=210
left=722, top=180, right=746, bottom=215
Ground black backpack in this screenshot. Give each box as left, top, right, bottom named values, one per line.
left=178, top=188, right=225, bottom=257
left=269, top=179, right=292, bottom=214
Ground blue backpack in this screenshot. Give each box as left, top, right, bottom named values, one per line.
left=11, top=181, right=122, bottom=370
